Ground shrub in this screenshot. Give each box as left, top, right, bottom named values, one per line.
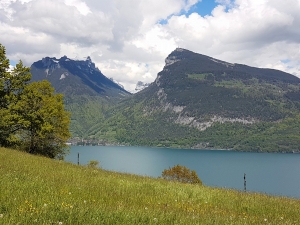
left=162, top=164, right=202, bottom=185
left=87, top=160, right=100, bottom=168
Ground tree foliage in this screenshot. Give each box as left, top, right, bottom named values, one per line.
left=15, top=81, right=71, bottom=158
left=162, top=164, right=202, bottom=185
left=0, top=45, right=31, bottom=146
left=0, top=43, right=71, bottom=159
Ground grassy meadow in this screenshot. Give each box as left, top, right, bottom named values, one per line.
left=0, top=147, right=300, bottom=224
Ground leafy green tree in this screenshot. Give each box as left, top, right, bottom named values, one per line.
left=14, top=81, right=71, bottom=159
left=162, top=164, right=202, bottom=185
left=0, top=43, right=71, bottom=159
left=0, top=44, right=31, bottom=146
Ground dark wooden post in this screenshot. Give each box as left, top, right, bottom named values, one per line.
left=244, top=173, right=246, bottom=192
left=77, top=152, right=80, bottom=165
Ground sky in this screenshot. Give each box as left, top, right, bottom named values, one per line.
left=1, top=0, right=300, bottom=92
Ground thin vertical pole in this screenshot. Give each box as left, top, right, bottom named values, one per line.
left=244, top=173, right=246, bottom=192
left=77, top=152, right=80, bottom=165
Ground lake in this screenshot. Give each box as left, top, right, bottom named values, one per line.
left=65, top=146, right=300, bottom=199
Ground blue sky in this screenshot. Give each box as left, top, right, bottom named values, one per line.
left=187, top=0, right=218, bottom=17
left=160, top=0, right=218, bottom=24
left=10, top=60, right=17, bottom=67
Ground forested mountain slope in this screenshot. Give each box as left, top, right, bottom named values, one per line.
left=91, top=48, right=300, bottom=152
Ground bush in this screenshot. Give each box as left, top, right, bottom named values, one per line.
left=162, top=164, right=202, bottom=185
left=87, top=160, right=100, bottom=168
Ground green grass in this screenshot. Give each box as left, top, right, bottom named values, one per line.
left=1, top=147, right=300, bottom=224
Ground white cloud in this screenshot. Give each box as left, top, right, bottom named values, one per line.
left=64, top=0, right=91, bottom=15
left=0, top=0, right=299, bottom=92
left=159, top=0, right=300, bottom=76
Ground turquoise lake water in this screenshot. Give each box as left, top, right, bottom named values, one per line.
left=65, top=146, right=300, bottom=199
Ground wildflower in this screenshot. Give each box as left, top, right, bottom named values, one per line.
left=264, top=218, right=267, bottom=222
left=84, top=200, right=87, bottom=204
left=44, top=204, right=47, bottom=207
left=58, top=222, right=63, bottom=225
left=153, top=218, right=157, bottom=222
left=0, top=214, right=3, bottom=218
left=68, top=192, right=71, bottom=195
left=145, top=207, right=148, bottom=210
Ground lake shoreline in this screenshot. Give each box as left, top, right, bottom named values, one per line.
left=67, top=145, right=300, bottom=199
left=70, top=139, right=299, bottom=153
left=113, top=144, right=296, bottom=154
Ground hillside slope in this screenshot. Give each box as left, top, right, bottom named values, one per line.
left=91, top=48, right=300, bottom=152
left=1, top=147, right=300, bottom=224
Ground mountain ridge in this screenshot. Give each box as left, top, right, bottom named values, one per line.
left=161, top=48, right=299, bottom=83
left=30, top=55, right=131, bottom=99
left=90, top=48, right=300, bottom=152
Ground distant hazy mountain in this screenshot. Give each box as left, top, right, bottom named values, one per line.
left=30, top=56, right=130, bottom=100
left=90, top=48, right=300, bottom=152
left=135, top=81, right=150, bottom=92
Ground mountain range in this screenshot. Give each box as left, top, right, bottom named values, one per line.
left=30, top=48, right=300, bottom=152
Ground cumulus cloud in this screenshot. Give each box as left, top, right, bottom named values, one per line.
left=0, top=0, right=300, bottom=92
left=160, top=0, right=300, bottom=77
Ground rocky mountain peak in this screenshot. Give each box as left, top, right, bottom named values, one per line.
left=30, top=55, right=130, bottom=97
left=86, top=56, right=92, bottom=61
left=164, top=48, right=188, bottom=67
